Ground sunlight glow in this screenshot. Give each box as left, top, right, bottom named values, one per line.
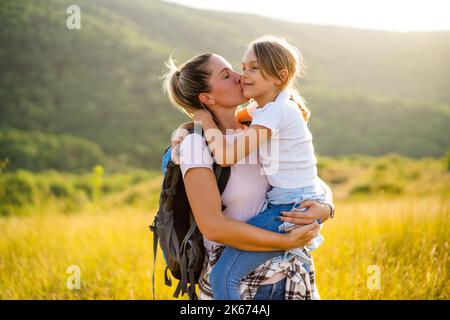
left=165, top=0, right=450, bottom=32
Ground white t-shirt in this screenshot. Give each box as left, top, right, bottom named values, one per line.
left=251, top=90, right=318, bottom=189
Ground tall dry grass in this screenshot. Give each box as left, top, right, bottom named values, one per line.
left=1, top=155, right=448, bottom=299
left=0, top=196, right=448, bottom=299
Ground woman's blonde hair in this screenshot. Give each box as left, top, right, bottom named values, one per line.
left=249, top=36, right=310, bottom=122
left=162, top=53, right=214, bottom=119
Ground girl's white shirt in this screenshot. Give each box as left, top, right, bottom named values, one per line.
left=251, top=90, right=319, bottom=189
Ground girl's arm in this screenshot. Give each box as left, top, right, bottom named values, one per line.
left=183, top=166, right=320, bottom=251
left=193, top=110, right=271, bottom=167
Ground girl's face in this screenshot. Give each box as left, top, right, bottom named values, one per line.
left=207, top=55, right=248, bottom=108
left=240, top=49, right=279, bottom=101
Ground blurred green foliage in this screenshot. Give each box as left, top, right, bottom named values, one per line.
left=0, top=167, right=159, bottom=216
left=0, top=0, right=449, bottom=171
left=0, top=130, right=105, bottom=172
left=0, top=155, right=448, bottom=217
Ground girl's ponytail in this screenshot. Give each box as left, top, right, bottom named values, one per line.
left=290, top=90, right=310, bottom=123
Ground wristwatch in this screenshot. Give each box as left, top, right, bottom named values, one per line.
left=324, top=202, right=335, bottom=219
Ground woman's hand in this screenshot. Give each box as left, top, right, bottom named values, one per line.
left=280, top=200, right=332, bottom=231
left=285, top=221, right=320, bottom=249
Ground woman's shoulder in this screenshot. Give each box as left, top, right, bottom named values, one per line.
left=180, top=132, right=210, bottom=158
left=180, top=132, right=206, bottom=150
left=179, top=132, right=214, bottom=172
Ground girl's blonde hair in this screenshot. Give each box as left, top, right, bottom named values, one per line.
left=249, top=36, right=310, bottom=122
left=162, top=53, right=214, bottom=119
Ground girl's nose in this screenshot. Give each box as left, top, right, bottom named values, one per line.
left=231, top=70, right=241, bottom=82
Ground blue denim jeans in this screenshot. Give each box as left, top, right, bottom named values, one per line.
left=253, top=277, right=286, bottom=300
left=209, top=185, right=325, bottom=300
left=253, top=260, right=312, bottom=300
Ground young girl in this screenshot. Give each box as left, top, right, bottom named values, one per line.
left=193, top=36, right=329, bottom=300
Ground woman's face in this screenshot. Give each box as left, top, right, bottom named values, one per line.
left=207, top=55, right=248, bottom=108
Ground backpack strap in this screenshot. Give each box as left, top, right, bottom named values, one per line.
left=175, top=219, right=199, bottom=299
left=150, top=214, right=181, bottom=300
left=187, top=236, right=204, bottom=300
left=150, top=218, right=159, bottom=300
left=187, top=268, right=198, bottom=300
left=213, top=163, right=230, bottom=211
left=164, top=266, right=172, bottom=286
left=214, top=164, right=230, bottom=194
left=174, top=281, right=183, bottom=298
left=176, top=253, right=188, bottom=298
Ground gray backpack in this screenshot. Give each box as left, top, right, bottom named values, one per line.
left=150, top=131, right=230, bottom=300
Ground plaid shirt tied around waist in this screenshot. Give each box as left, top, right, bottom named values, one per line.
left=198, top=244, right=320, bottom=300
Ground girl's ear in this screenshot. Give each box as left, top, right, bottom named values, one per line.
left=199, top=93, right=215, bottom=106
left=275, top=69, right=288, bottom=86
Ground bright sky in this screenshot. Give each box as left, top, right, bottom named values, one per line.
left=165, top=0, right=450, bottom=32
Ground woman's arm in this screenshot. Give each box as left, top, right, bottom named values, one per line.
left=184, top=166, right=320, bottom=251
left=193, top=110, right=271, bottom=166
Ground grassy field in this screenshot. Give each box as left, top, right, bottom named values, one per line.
left=0, top=156, right=449, bottom=299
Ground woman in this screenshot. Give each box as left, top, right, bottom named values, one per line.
left=163, top=53, right=334, bottom=300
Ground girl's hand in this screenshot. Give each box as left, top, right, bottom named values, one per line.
left=235, top=108, right=252, bottom=123
left=170, top=121, right=193, bottom=164
left=171, top=122, right=193, bottom=147
left=236, top=101, right=258, bottom=123
left=193, top=109, right=212, bottom=123
left=280, top=200, right=331, bottom=231
left=285, top=221, right=320, bottom=249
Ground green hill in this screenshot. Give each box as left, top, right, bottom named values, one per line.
left=1, top=0, right=449, bottom=171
